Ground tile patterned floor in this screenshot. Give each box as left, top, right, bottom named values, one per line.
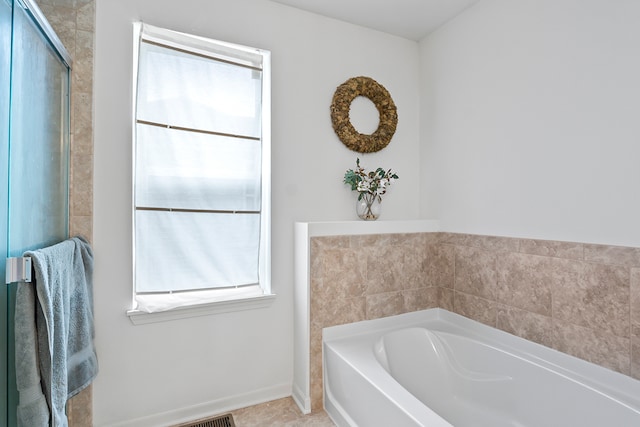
left=230, top=397, right=335, bottom=426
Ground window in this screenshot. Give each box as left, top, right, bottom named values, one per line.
left=129, top=23, right=272, bottom=321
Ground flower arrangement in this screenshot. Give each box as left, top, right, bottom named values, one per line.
left=344, top=158, right=399, bottom=220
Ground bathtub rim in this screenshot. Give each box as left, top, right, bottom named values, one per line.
left=323, top=341, right=454, bottom=427
left=322, top=308, right=640, bottom=424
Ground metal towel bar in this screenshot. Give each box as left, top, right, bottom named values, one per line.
left=5, top=257, right=32, bottom=284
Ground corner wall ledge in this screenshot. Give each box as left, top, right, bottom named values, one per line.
left=297, top=219, right=440, bottom=237
left=292, top=219, right=439, bottom=414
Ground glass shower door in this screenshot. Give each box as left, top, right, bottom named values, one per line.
left=1, top=0, right=12, bottom=424
left=2, top=0, right=71, bottom=425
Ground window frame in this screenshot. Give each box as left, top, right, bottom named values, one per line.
left=127, top=22, right=274, bottom=324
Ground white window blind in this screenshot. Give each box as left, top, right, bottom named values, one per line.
left=132, top=23, right=270, bottom=303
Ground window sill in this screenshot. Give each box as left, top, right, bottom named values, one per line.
left=127, top=292, right=276, bottom=325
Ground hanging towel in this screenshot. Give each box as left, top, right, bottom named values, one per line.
left=14, top=280, right=50, bottom=426
left=15, top=236, right=98, bottom=427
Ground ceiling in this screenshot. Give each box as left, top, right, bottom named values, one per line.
left=269, top=0, right=480, bottom=41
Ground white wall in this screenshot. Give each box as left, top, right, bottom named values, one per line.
left=420, top=0, right=640, bottom=247
left=93, top=0, right=419, bottom=425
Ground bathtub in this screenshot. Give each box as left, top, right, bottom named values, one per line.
left=322, top=308, right=640, bottom=427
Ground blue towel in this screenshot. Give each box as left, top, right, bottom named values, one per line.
left=15, top=281, right=50, bottom=426
left=15, top=236, right=98, bottom=427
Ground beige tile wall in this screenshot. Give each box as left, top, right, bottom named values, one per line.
left=36, top=0, right=95, bottom=425
left=309, top=233, right=441, bottom=412
left=36, top=0, right=95, bottom=241
left=309, top=231, right=640, bottom=412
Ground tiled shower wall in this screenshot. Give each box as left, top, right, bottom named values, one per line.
left=309, top=232, right=640, bottom=412
left=36, top=0, right=95, bottom=241
left=36, top=0, right=95, bottom=425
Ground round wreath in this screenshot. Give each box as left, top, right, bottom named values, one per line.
left=330, top=76, right=398, bottom=153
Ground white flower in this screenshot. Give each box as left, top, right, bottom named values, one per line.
left=357, top=181, right=370, bottom=192
left=344, top=158, right=399, bottom=200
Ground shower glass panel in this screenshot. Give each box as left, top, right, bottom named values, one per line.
left=7, top=0, right=70, bottom=251
left=2, top=0, right=71, bottom=425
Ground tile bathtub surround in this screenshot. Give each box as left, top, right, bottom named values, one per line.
left=442, top=233, right=638, bottom=374
left=309, top=232, right=442, bottom=411
left=308, top=231, right=640, bottom=412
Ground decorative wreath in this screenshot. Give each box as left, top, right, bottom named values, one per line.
left=330, top=76, right=398, bottom=153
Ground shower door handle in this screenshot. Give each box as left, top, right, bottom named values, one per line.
left=5, top=257, right=32, bottom=284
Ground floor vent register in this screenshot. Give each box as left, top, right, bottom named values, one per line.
left=174, top=413, right=236, bottom=427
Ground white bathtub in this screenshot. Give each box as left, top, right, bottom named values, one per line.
left=323, top=309, right=640, bottom=427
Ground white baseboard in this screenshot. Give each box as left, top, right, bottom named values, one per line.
left=291, top=382, right=311, bottom=414
left=101, top=383, right=291, bottom=427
